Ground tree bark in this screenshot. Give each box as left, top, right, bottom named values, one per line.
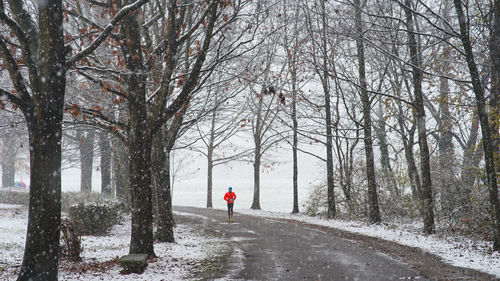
left=1, top=134, right=16, bottom=187
left=251, top=140, right=262, bottom=210
left=122, top=7, right=155, bottom=256
left=354, top=0, right=381, bottom=223
left=152, top=128, right=175, bottom=243
left=206, top=107, right=216, bottom=208
left=436, top=0, right=457, bottom=214
left=79, top=129, right=95, bottom=193
left=99, top=132, right=112, bottom=197
left=404, top=0, right=435, bottom=234
left=454, top=0, right=500, bottom=250
left=251, top=86, right=264, bottom=210
left=112, top=135, right=129, bottom=201
left=291, top=69, right=299, bottom=214
left=374, top=106, right=399, bottom=198
left=319, top=0, right=335, bottom=219
left=152, top=100, right=186, bottom=242
left=489, top=0, right=500, bottom=251
left=17, top=1, right=66, bottom=279
left=398, top=111, right=422, bottom=199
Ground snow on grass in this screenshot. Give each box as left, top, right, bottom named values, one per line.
left=0, top=205, right=227, bottom=281
left=236, top=208, right=500, bottom=278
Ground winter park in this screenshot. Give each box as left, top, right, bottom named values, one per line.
left=1, top=0, right=500, bottom=280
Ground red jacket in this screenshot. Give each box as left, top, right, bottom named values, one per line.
left=224, top=192, right=236, bottom=204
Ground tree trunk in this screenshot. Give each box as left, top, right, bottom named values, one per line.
left=319, top=0, right=335, bottom=219
left=79, top=129, right=95, bottom=193
left=1, top=134, right=16, bottom=187
left=436, top=0, right=457, bottom=214
left=206, top=109, right=216, bottom=208
left=291, top=70, right=299, bottom=214
left=1, top=162, right=15, bottom=187
left=128, top=138, right=155, bottom=255
left=354, top=0, right=380, bottom=223
left=489, top=0, right=500, bottom=251
left=17, top=1, right=66, bottom=279
left=438, top=60, right=457, bottom=213
left=252, top=87, right=263, bottom=211
left=99, top=132, right=112, bottom=197
left=207, top=149, right=214, bottom=208
left=454, top=0, right=500, bottom=250
left=121, top=2, right=155, bottom=256
left=404, top=0, right=435, bottom=234
left=125, top=56, right=155, bottom=256
left=112, top=136, right=129, bottom=201
left=251, top=144, right=261, bottom=210
left=152, top=129, right=175, bottom=243
left=375, top=106, right=399, bottom=198
left=460, top=112, right=481, bottom=190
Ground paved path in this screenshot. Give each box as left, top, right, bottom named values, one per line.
left=174, top=206, right=428, bottom=281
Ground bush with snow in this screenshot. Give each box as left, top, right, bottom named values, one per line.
left=69, top=201, right=124, bottom=235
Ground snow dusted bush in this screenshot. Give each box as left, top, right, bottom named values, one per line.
left=303, top=182, right=328, bottom=217
left=61, top=192, right=129, bottom=213
left=0, top=188, right=29, bottom=205
left=68, top=201, right=124, bottom=235
left=60, top=218, right=81, bottom=261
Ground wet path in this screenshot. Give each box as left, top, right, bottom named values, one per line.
left=174, top=206, right=427, bottom=281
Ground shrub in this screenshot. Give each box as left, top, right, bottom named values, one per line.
left=69, top=200, right=124, bottom=236
left=60, top=218, right=82, bottom=261
left=0, top=188, right=29, bottom=205
left=303, top=182, right=328, bottom=217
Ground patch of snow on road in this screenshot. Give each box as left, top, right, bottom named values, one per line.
left=236, top=208, right=500, bottom=278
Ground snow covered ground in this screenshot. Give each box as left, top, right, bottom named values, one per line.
left=0, top=204, right=229, bottom=281
left=1, top=203, right=499, bottom=279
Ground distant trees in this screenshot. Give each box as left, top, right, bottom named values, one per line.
left=195, top=86, right=248, bottom=208
left=0, top=111, right=27, bottom=188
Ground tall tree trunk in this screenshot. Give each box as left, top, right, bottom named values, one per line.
left=354, top=0, right=380, bottom=223
left=251, top=143, right=262, bottom=210
left=404, top=0, right=435, bottom=234
left=207, top=107, right=216, bottom=208
left=1, top=162, right=15, bottom=187
left=291, top=69, right=299, bottom=214
left=152, top=99, right=186, bottom=242
left=454, top=0, right=500, bottom=250
left=251, top=87, right=263, bottom=210
left=17, top=1, right=66, bottom=279
left=152, top=128, right=175, bottom=242
left=319, top=0, right=335, bottom=219
left=398, top=110, right=422, bottom=199
left=112, top=136, right=129, bottom=201
left=437, top=0, right=457, bottom=214
left=79, top=129, right=95, bottom=193
left=121, top=1, right=155, bottom=256
left=128, top=134, right=155, bottom=255
left=460, top=112, right=481, bottom=190
left=489, top=0, right=500, bottom=250
left=491, top=0, right=500, bottom=173
left=375, top=105, right=399, bottom=198
left=207, top=148, right=214, bottom=208
left=99, top=132, right=112, bottom=197
left=438, top=58, right=457, bottom=213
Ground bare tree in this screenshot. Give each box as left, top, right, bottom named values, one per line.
left=453, top=0, right=500, bottom=250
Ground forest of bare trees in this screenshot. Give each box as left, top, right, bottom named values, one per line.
left=0, top=0, right=499, bottom=279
